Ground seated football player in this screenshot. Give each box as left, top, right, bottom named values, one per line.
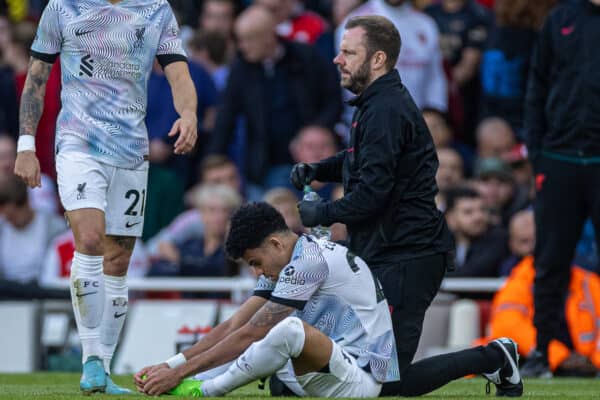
left=135, top=203, right=523, bottom=398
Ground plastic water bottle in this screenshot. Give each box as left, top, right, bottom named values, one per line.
left=303, top=185, right=331, bottom=240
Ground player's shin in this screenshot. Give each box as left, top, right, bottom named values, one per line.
left=202, top=317, right=305, bottom=397
left=70, top=251, right=105, bottom=363
left=101, top=274, right=128, bottom=374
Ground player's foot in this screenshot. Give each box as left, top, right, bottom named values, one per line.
left=168, top=378, right=204, bottom=397
left=79, top=356, right=107, bottom=394
left=520, top=350, right=552, bottom=378
left=105, top=374, right=133, bottom=395
left=482, top=338, right=523, bottom=397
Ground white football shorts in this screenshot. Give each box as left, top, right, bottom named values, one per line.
left=56, top=151, right=148, bottom=237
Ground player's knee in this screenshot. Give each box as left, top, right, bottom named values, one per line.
left=103, top=249, right=130, bottom=276
left=267, top=317, right=305, bottom=358
left=76, top=229, right=104, bottom=255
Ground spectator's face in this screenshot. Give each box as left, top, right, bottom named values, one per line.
left=0, top=137, right=16, bottom=175
left=477, top=122, right=515, bottom=158
left=509, top=213, right=535, bottom=257
left=291, top=127, right=337, bottom=164
left=201, top=1, right=235, bottom=36
left=424, top=111, right=452, bottom=148
left=235, top=13, right=276, bottom=62
left=202, top=164, right=242, bottom=194
left=0, top=202, right=20, bottom=227
left=436, top=149, right=464, bottom=192
left=256, top=0, right=295, bottom=24
left=334, top=27, right=372, bottom=94
left=200, top=199, right=232, bottom=239
left=448, top=197, right=488, bottom=239
left=272, top=201, right=303, bottom=234
left=333, top=0, right=361, bottom=27
left=0, top=16, right=11, bottom=51
left=476, top=177, right=514, bottom=211
left=591, top=0, right=600, bottom=5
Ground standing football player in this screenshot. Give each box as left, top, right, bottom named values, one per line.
left=14, top=0, right=197, bottom=394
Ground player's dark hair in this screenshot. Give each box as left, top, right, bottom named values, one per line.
left=0, top=174, right=28, bottom=207
left=345, top=15, right=401, bottom=71
left=226, top=202, right=289, bottom=259
left=445, top=186, right=480, bottom=213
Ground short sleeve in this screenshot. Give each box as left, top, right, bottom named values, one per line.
left=31, top=0, right=62, bottom=62
left=156, top=4, right=187, bottom=68
left=253, top=275, right=276, bottom=300
left=270, top=239, right=329, bottom=310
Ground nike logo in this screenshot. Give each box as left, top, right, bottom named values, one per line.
left=561, top=25, right=575, bottom=36
left=125, top=221, right=141, bottom=228
left=76, top=291, right=98, bottom=298
left=75, top=29, right=94, bottom=37
left=498, top=338, right=521, bottom=384
left=114, top=312, right=126, bottom=319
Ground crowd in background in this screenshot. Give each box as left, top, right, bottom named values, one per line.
left=0, top=0, right=597, bottom=300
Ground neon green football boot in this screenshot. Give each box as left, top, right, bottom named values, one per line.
left=168, top=378, right=204, bottom=397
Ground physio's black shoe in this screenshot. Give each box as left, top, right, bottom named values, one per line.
left=483, top=338, right=523, bottom=397
left=520, top=350, right=552, bottom=378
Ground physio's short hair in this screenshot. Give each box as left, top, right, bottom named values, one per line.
left=345, top=15, right=401, bottom=71
left=0, top=174, right=28, bottom=207
left=226, top=202, right=289, bottom=259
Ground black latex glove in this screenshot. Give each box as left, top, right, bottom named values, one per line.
left=298, top=199, right=327, bottom=227
left=290, top=163, right=318, bottom=190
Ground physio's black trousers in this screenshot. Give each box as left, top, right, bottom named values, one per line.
left=532, top=155, right=600, bottom=358
left=371, top=253, right=447, bottom=372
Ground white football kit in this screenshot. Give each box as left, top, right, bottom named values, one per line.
left=31, top=0, right=186, bottom=236
left=198, top=235, right=400, bottom=397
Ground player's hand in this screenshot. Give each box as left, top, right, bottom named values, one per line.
left=142, top=365, right=183, bottom=396
left=169, top=111, right=197, bottom=155
left=290, top=163, right=318, bottom=190
left=14, top=151, right=41, bottom=188
left=134, top=362, right=168, bottom=391
left=298, top=199, right=328, bottom=227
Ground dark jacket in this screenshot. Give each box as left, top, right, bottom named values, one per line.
left=209, top=40, right=342, bottom=184
left=525, top=0, right=600, bottom=160
left=447, top=226, right=509, bottom=278
left=316, top=70, right=454, bottom=266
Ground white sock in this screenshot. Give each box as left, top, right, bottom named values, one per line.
left=101, top=274, right=128, bottom=374
left=70, top=251, right=105, bottom=363
left=202, top=317, right=305, bottom=397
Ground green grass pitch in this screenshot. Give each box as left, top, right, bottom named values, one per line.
left=1, top=374, right=600, bottom=399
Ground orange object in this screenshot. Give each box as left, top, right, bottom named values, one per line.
left=475, top=256, right=600, bottom=370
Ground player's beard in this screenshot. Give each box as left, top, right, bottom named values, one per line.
left=341, top=59, right=372, bottom=95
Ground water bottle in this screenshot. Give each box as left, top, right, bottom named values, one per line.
left=303, top=185, right=331, bottom=240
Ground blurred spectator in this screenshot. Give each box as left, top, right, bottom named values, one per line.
left=146, top=59, right=218, bottom=186
left=423, top=107, right=474, bottom=171
left=475, top=116, right=515, bottom=159
left=256, top=0, right=329, bottom=44
left=209, top=5, right=342, bottom=189
left=474, top=157, right=530, bottom=226
left=413, top=0, right=435, bottom=10
left=502, top=143, right=534, bottom=197
left=264, top=187, right=304, bottom=234
left=147, top=155, right=257, bottom=255
left=480, top=0, right=556, bottom=132
left=148, top=185, right=242, bottom=298
left=0, top=174, right=66, bottom=284
left=141, top=142, right=186, bottom=242
left=40, top=230, right=149, bottom=289
left=189, top=30, right=231, bottom=92
left=7, top=21, right=61, bottom=178
left=289, top=124, right=339, bottom=199
left=198, top=0, right=237, bottom=63
left=338, top=0, right=448, bottom=112
left=332, top=0, right=365, bottom=26
left=0, top=11, right=11, bottom=54
left=445, top=186, right=509, bottom=277
left=435, top=147, right=465, bottom=210
left=0, top=15, right=18, bottom=136
left=329, top=184, right=348, bottom=243
left=499, top=209, right=535, bottom=276
left=0, top=134, right=58, bottom=214
left=426, top=0, right=491, bottom=141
